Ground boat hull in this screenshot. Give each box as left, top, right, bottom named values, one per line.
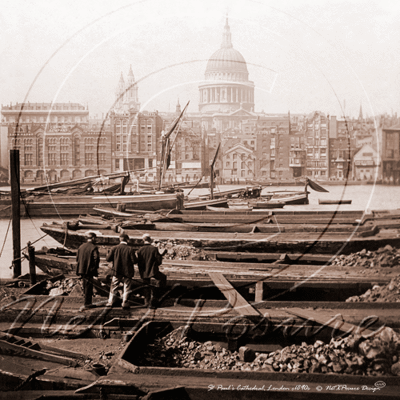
left=184, top=198, right=229, bottom=210
left=40, top=222, right=398, bottom=255
left=319, top=199, right=352, bottom=205
left=0, top=193, right=177, bottom=218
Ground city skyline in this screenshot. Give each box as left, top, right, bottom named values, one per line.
left=1, top=0, right=399, bottom=119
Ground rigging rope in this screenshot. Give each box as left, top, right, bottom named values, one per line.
left=0, top=214, right=12, bottom=258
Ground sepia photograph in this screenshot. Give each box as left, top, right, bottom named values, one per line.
left=0, top=0, right=399, bottom=398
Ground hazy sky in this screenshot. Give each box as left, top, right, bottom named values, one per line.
left=1, top=0, right=399, bottom=119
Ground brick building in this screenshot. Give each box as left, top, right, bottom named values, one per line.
left=0, top=102, right=114, bottom=184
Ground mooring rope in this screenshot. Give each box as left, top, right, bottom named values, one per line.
left=0, top=214, right=12, bottom=258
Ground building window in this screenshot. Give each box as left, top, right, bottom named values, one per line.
left=233, top=161, right=237, bottom=168
left=85, top=153, right=94, bottom=165
left=241, top=162, right=245, bottom=169
left=241, top=170, right=245, bottom=177
left=48, top=153, right=57, bottom=166
left=226, top=161, right=230, bottom=167
left=233, top=154, right=237, bottom=160
left=116, top=136, right=121, bottom=151
left=37, top=138, right=43, bottom=166
left=98, top=153, right=106, bottom=165
left=60, top=153, right=68, bottom=166
left=148, top=159, right=153, bottom=168
left=115, top=159, right=120, bottom=169
left=24, top=154, right=33, bottom=166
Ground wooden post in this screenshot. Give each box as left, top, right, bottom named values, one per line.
left=10, top=149, right=21, bottom=278
left=255, top=281, right=264, bottom=303
left=27, top=242, right=36, bottom=285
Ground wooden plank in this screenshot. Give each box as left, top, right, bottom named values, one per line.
left=0, top=331, right=86, bottom=360
left=208, top=272, right=260, bottom=316
left=0, top=339, right=79, bottom=366
left=285, top=307, right=383, bottom=338
left=255, top=281, right=264, bottom=303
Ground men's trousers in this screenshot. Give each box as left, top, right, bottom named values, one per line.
left=107, top=275, right=133, bottom=307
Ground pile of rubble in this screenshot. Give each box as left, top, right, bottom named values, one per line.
left=347, top=276, right=400, bottom=303
left=330, top=245, right=400, bottom=269
left=45, top=277, right=83, bottom=296
left=155, top=241, right=211, bottom=261
left=139, top=326, right=400, bottom=376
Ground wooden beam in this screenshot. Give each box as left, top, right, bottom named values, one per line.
left=285, top=307, right=383, bottom=338
left=0, top=339, right=79, bottom=366
left=208, top=272, right=260, bottom=316
left=255, top=281, right=264, bottom=303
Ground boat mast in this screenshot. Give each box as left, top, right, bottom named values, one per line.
left=210, top=143, right=221, bottom=200
left=159, top=101, right=190, bottom=190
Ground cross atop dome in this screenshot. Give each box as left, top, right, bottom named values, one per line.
left=222, top=17, right=232, bottom=49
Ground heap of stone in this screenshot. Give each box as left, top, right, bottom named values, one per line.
left=346, top=276, right=400, bottom=302
left=139, top=326, right=400, bottom=376
left=330, top=245, right=400, bottom=269
left=46, top=278, right=82, bottom=296
left=155, top=241, right=211, bottom=261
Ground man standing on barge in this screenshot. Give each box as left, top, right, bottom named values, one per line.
left=76, top=232, right=100, bottom=310
left=106, top=233, right=137, bottom=309
left=136, top=233, right=167, bottom=308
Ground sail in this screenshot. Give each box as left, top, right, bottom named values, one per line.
left=307, top=178, right=329, bottom=193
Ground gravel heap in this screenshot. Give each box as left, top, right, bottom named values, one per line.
left=330, top=245, right=400, bottom=269
left=346, top=276, right=400, bottom=303
left=138, top=326, right=400, bottom=376
left=46, top=277, right=82, bottom=296
left=154, top=241, right=211, bottom=261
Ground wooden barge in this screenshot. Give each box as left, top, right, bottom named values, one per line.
left=3, top=244, right=400, bottom=398
left=1, top=291, right=400, bottom=398
left=40, top=217, right=400, bottom=254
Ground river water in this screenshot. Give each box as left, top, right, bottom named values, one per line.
left=1, top=183, right=400, bottom=280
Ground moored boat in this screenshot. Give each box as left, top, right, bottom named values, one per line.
left=0, top=171, right=179, bottom=218
left=184, top=197, right=229, bottom=210
left=319, top=199, right=352, bottom=205
left=40, top=212, right=398, bottom=255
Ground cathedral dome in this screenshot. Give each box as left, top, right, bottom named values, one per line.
left=206, top=47, right=248, bottom=74
left=205, top=19, right=249, bottom=81
left=199, top=18, right=254, bottom=114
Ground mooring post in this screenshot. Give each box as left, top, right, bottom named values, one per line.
left=27, top=242, right=36, bottom=285
left=10, top=149, right=21, bottom=278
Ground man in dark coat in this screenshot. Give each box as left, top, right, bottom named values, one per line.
left=76, top=232, right=100, bottom=310
left=136, top=233, right=167, bottom=308
left=106, top=233, right=137, bottom=309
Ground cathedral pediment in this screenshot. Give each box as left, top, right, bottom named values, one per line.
left=229, top=108, right=255, bottom=117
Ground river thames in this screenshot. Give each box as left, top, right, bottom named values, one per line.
left=1, top=183, right=400, bottom=280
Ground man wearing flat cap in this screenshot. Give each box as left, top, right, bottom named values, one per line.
left=76, top=232, right=100, bottom=310
left=136, top=233, right=167, bottom=308
left=106, top=233, right=137, bottom=309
